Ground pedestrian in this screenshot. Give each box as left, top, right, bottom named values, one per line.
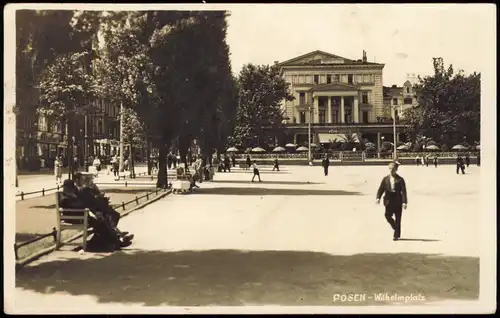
left=224, top=154, right=231, bottom=172
left=231, top=154, right=236, bottom=168
left=167, top=153, right=173, bottom=170
left=112, top=156, right=119, bottom=179
left=246, top=155, right=251, bottom=170
left=477, top=153, right=481, bottom=167
left=433, top=155, right=438, bottom=168
left=54, top=156, right=63, bottom=184
left=321, top=154, right=330, bottom=176
left=465, top=154, right=470, bottom=167
left=420, top=156, right=425, bottom=166
left=415, top=155, right=420, bottom=166
left=456, top=155, right=465, bottom=174
left=73, top=156, right=79, bottom=172
left=272, top=158, right=280, bottom=171
left=376, top=161, right=408, bottom=241
left=93, top=156, right=101, bottom=176
left=251, top=160, right=261, bottom=182
left=425, top=155, right=429, bottom=167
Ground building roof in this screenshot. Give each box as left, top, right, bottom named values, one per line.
left=278, top=50, right=384, bottom=68
left=311, top=83, right=360, bottom=92
left=383, top=85, right=403, bottom=97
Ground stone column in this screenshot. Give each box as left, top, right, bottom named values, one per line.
left=353, top=96, right=359, bottom=123
left=327, top=97, right=332, bottom=123
left=313, top=96, right=319, bottom=123
left=340, top=97, right=345, bottom=123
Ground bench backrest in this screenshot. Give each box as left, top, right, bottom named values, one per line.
left=55, top=192, right=89, bottom=223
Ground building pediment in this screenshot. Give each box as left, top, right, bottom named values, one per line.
left=311, top=83, right=360, bottom=92
left=279, top=50, right=353, bottom=66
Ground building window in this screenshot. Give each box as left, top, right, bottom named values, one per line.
left=326, top=74, right=332, bottom=84
left=314, top=74, right=319, bottom=84
left=404, top=97, right=413, bottom=105
left=300, top=111, right=306, bottom=124
left=347, top=74, right=353, bottom=84
left=362, top=92, right=369, bottom=104
left=392, top=98, right=398, bottom=105
left=362, top=111, right=369, bottom=123
left=334, top=74, right=340, bottom=83
left=299, top=92, right=306, bottom=105
left=292, top=75, right=298, bottom=84
left=406, top=87, right=410, bottom=93
left=331, top=109, right=339, bottom=123
left=363, top=74, right=372, bottom=83
left=318, top=109, right=326, bottom=123
left=285, top=75, right=292, bottom=83
left=345, top=109, right=352, bottom=123
left=356, top=74, right=363, bottom=84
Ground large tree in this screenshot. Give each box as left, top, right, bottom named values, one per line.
left=229, top=64, right=294, bottom=149
left=404, top=58, right=481, bottom=147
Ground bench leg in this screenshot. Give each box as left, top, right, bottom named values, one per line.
left=55, top=229, right=62, bottom=250
left=81, top=228, right=88, bottom=252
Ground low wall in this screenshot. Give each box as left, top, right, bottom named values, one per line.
left=234, top=157, right=478, bottom=166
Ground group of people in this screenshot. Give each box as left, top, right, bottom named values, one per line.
left=59, top=172, right=134, bottom=251
left=415, top=155, right=440, bottom=167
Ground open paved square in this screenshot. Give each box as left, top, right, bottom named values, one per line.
left=13, top=164, right=480, bottom=311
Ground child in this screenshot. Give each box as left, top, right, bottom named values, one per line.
left=272, top=158, right=280, bottom=171
left=251, top=160, right=261, bottom=182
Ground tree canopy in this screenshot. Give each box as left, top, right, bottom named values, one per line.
left=404, top=58, right=480, bottom=147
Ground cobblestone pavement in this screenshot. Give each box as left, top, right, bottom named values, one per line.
left=11, top=165, right=484, bottom=312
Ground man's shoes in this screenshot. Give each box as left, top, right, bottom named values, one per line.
left=393, top=236, right=400, bottom=241
left=119, top=231, right=129, bottom=237
left=119, top=240, right=132, bottom=248
left=123, top=234, right=134, bottom=241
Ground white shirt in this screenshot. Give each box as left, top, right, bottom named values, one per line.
left=93, top=158, right=101, bottom=166
left=389, top=175, right=396, bottom=191
left=252, top=163, right=258, bottom=170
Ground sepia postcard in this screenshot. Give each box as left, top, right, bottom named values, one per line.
left=3, top=3, right=496, bottom=315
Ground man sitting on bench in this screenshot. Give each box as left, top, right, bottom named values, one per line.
left=59, top=179, right=132, bottom=250
left=73, top=173, right=133, bottom=238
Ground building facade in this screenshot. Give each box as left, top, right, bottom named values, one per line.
left=276, top=50, right=408, bottom=148
left=382, top=78, right=419, bottom=119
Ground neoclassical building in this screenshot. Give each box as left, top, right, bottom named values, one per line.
left=276, top=50, right=408, bottom=148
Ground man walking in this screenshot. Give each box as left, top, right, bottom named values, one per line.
left=465, top=154, right=470, bottom=167
left=456, top=155, right=465, bottom=174
left=433, top=155, right=438, bottom=168
left=321, top=155, right=330, bottom=176
left=272, top=158, right=280, bottom=171
left=376, top=161, right=408, bottom=241
left=251, top=160, right=261, bottom=182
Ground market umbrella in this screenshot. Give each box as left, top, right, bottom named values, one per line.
left=365, top=142, right=376, bottom=148
left=226, top=147, right=239, bottom=152
left=285, top=143, right=297, bottom=148
left=452, top=144, right=468, bottom=151
left=425, top=145, right=440, bottom=151
left=396, top=145, right=409, bottom=150
left=426, top=140, right=438, bottom=146
left=309, top=143, right=318, bottom=148
left=475, top=144, right=480, bottom=150
left=296, top=146, right=309, bottom=152
left=272, top=146, right=286, bottom=152
left=251, top=147, right=266, bottom=153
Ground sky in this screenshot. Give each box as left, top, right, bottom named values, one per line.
left=225, top=4, right=495, bottom=86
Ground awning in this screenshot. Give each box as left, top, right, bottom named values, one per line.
left=318, top=133, right=344, bottom=143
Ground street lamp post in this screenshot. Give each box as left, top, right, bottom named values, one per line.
left=391, top=104, right=403, bottom=160
left=84, top=114, right=89, bottom=172
left=308, top=97, right=316, bottom=165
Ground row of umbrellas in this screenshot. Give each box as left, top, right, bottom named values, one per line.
left=226, top=145, right=312, bottom=153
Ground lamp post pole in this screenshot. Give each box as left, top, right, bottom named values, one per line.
left=84, top=114, right=89, bottom=172
left=391, top=104, right=402, bottom=160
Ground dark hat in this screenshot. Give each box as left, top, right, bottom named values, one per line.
left=62, top=179, right=75, bottom=188
left=391, top=160, right=401, bottom=167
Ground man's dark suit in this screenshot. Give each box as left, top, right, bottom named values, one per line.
left=322, top=158, right=330, bottom=176
left=376, top=174, right=408, bottom=239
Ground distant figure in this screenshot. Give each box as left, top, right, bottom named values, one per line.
left=321, top=155, right=330, bottom=176
left=93, top=157, right=101, bottom=175
left=231, top=154, right=236, bottom=168
left=433, top=155, right=438, bottom=168
left=456, top=156, right=465, bottom=174
left=477, top=153, right=481, bottom=166
left=415, top=156, right=421, bottom=166
left=465, top=154, right=470, bottom=167
left=167, top=153, right=173, bottom=169
left=245, top=155, right=251, bottom=170
left=251, top=160, right=261, bottom=182
left=224, top=155, right=231, bottom=172
left=54, top=156, right=63, bottom=184
left=425, top=155, right=429, bottom=167
left=111, top=156, right=119, bottom=179
left=272, top=158, right=280, bottom=171
left=420, top=156, right=425, bottom=166
left=376, top=161, right=408, bottom=241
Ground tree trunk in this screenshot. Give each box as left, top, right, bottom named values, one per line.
left=146, top=139, right=151, bottom=175
left=67, top=114, right=75, bottom=180
left=156, top=145, right=168, bottom=188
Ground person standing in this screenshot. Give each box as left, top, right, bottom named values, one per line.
left=425, top=155, right=429, bottom=167
left=112, top=156, right=120, bottom=179
left=251, top=160, right=261, bottom=182
left=54, top=156, right=63, bottom=184
left=321, top=155, right=330, bottom=176
left=477, top=153, right=481, bottom=166
left=224, top=155, right=231, bottom=172
left=465, top=154, right=470, bottom=167
left=420, top=156, right=425, bottom=166
left=433, top=155, right=438, bottom=168
left=246, top=155, right=251, bottom=170
left=456, top=155, right=465, bottom=174
left=415, top=155, right=420, bottom=166
left=272, top=158, right=280, bottom=171
left=376, top=161, right=408, bottom=241
left=167, top=153, right=173, bottom=170
left=231, top=154, right=236, bottom=168
left=93, top=156, right=101, bottom=177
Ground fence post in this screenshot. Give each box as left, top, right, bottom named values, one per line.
left=122, top=202, right=126, bottom=211
left=146, top=192, right=149, bottom=200
left=135, top=196, right=139, bottom=205
left=155, top=188, right=158, bottom=195
left=21, top=192, right=24, bottom=200
left=42, top=188, right=45, bottom=196
left=14, top=244, right=18, bottom=260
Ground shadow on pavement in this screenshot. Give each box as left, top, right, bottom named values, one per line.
left=15, top=250, right=479, bottom=306
left=16, top=233, right=43, bottom=243
left=29, top=204, right=56, bottom=209
left=211, top=180, right=322, bottom=185
left=195, top=187, right=362, bottom=196
left=398, top=238, right=441, bottom=242
left=101, top=188, right=155, bottom=195
left=223, top=171, right=291, bottom=175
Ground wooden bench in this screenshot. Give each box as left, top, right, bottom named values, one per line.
left=55, top=192, right=93, bottom=251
